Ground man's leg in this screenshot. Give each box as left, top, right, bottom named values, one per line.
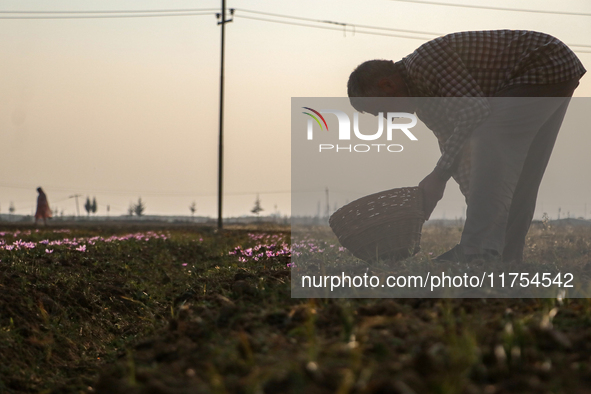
left=460, top=94, right=573, bottom=256
left=502, top=83, right=578, bottom=262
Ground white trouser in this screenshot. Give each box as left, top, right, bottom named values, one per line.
left=460, top=80, right=579, bottom=259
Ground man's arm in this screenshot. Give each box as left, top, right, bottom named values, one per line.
left=435, top=97, right=490, bottom=174
left=418, top=169, right=448, bottom=220
left=405, top=36, right=491, bottom=216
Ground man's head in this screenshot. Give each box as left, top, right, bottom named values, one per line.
left=347, top=59, right=414, bottom=115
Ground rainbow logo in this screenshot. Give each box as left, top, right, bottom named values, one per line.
left=302, top=107, right=329, bottom=131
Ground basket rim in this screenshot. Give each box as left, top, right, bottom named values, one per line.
left=328, top=186, right=425, bottom=262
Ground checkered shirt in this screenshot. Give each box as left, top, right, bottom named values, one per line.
left=396, top=30, right=586, bottom=196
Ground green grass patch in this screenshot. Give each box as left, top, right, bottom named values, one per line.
left=1, top=222, right=591, bottom=393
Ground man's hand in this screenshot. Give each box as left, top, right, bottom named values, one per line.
left=418, top=169, right=448, bottom=220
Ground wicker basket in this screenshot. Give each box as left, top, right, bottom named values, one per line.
left=329, top=187, right=425, bottom=263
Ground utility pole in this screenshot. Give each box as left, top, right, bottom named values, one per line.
left=216, top=1, right=233, bottom=230
left=68, top=194, right=82, bottom=218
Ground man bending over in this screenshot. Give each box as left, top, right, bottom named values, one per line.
left=348, top=30, right=586, bottom=263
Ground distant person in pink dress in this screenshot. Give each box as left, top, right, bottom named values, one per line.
left=35, top=187, right=52, bottom=226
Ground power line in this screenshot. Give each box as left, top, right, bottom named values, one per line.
left=0, top=6, right=433, bottom=39
left=2, top=3, right=589, bottom=18
left=389, top=0, right=591, bottom=17
left=234, top=14, right=591, bottom=51
left=0, top=8, right=218, bottom=14
left=1, top=6, right=589, bottom=51
left=235, top=8, right=441, bottom=36
left=235, top=8, right=591, bottom=50
left=0, top=12, right=215, bottom=20
left=235, top=15, right=434, bottom=41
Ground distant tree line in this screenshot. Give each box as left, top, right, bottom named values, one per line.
left=84, top=197, right=97, bottom=216
left=128, top=197, right=146, bottom=217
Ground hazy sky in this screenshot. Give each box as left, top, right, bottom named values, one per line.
left=1, top=0, right=589, bottom=218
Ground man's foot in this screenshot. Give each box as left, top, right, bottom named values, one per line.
left=434, top=244, right=500, bottom=263
left=502, top=248, right=523, bottom=264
